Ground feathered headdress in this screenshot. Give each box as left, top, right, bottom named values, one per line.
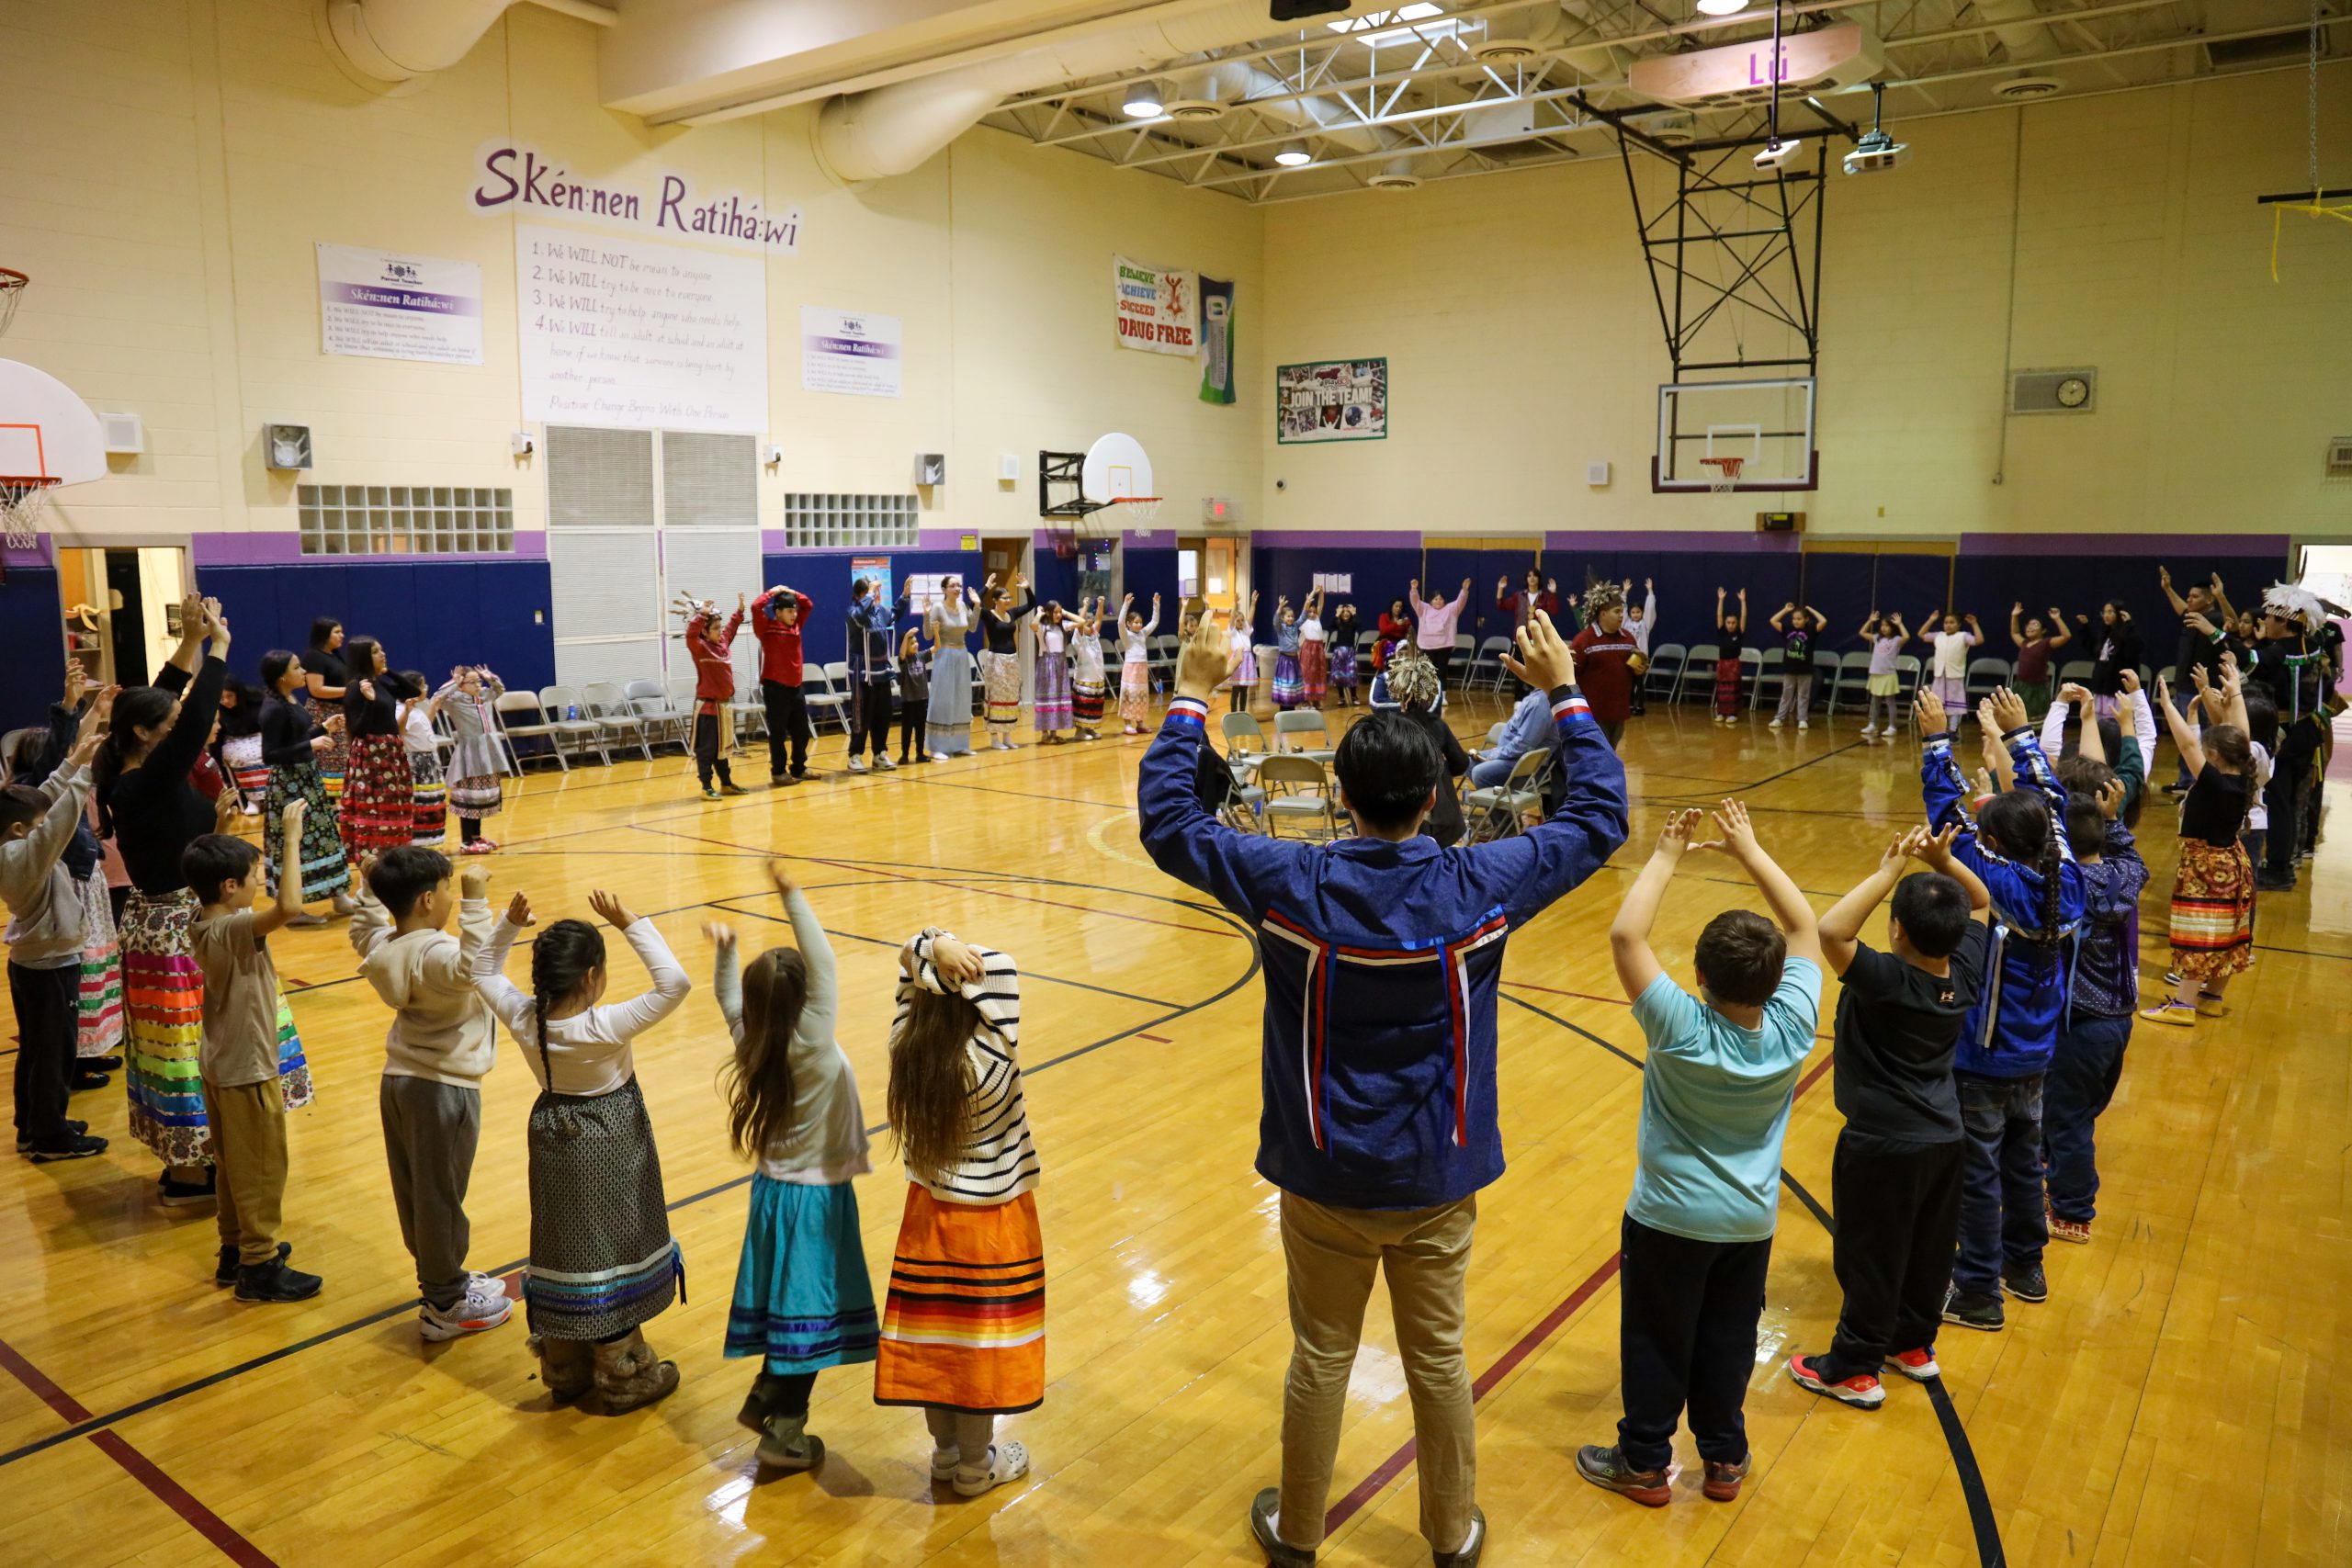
left=2261, top=582, right=2326, bottom=634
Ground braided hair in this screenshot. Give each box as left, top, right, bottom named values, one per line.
left=527, top=919, right=606, bottom=1088
left=1978, top=790, right=2064, bottom=943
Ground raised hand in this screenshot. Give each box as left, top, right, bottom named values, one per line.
left=930, top=935, right=987, bottom=987
left=282, top=796, right=307, bottom=835
left=587, top=889, right=636, bottom=929
left=2119, top=667, right=2142, bottom=694
left=358, top=678, right=376, bottom=702
left=1914, top=822, right=1963, bottom=869
left=459, top=862, right=491, bottom=899
left=504, top=891, right=535, bottom=929
left=1985, top=686, right=2029, bottom=732
left=702, top=920, right=737, bottom=952
left=2159, top=565, right=2173, bottom=588
left=1703, top=797, right=1759, bottom=860
left=1174, top=606, right=1237, bottom=700
left=766, top=859, right=797, bottom=898
left=1916, top=687, right=1949, bottom=734
left=2097, top=777, right=2127, bottom=820
left=1498, top=608, right=1576, bottom=692
left=1878, top=828, right=1921, bottom=876
left=2057, top=682, right=2092, bottom=707
left=1655, top=807, right=1705, bottom=860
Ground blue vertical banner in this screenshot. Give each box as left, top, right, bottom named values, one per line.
left=1198, top=276, right=1236, bottom=405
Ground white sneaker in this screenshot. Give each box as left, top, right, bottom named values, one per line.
left=419, top=1280, right=514, bottom=1341
left=847, top=758, right=868, bottom=774
left=1798, top=719, right=1809, bottom=730
left=876, top=755, right=897, bottom=771
left=1769, top=717, right=1783, bottom=730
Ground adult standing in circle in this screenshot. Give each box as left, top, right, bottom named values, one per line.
left=89, top=599, right=236, bottom=1203
left=256, top=649, right=354, bottom=926
left=1409, top=577, right=1474, bottom=688
left=303, top=618, right=351, bottom=803
left=2079, top=602, right=2143, bottom=722
left=337, top=637, right=415, bottom=860
left=925, top=575, right=979, bottom=761
left=978, top=573, right=1036, bottom=750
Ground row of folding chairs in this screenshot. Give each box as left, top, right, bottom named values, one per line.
left=1213, top=710, right=1555, bottom=843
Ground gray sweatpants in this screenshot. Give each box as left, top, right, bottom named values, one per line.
left=379, top=1075, right=482, bottom=1312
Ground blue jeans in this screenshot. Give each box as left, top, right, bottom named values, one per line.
left=2042, top=1015, right=2132, bottom=1224
left=1468, top=755, right=1520, bottom=788
left=1952, top=1071, right=2047, bottom=1295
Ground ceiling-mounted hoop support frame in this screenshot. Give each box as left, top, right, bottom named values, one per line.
left=1038, top=449, right=1102, bottom=519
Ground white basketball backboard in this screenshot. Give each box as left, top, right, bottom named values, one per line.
left=0, top=358, right=107, bottom=485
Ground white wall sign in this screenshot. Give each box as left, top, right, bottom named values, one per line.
left=1114, top=254, right=1200, bottom=356
left=472, top=143, right=802, bottom=254
left=802, top=307, right=902, bottom=398
left=515, top=224, right=768, bottom=434
left=316, top=243, right=483, bottom=365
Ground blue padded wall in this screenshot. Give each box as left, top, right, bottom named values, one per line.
left=193, top=559, right=557, bottom=694
left=0, top=565, right=68, bottom=736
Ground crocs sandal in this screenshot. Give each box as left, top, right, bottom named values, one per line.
left=952, top=1439, right=1030, bottom=1497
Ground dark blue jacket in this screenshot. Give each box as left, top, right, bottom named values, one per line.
left=1923, top=726, right=2086, bottom=1077
left=1138, top=691, right=1629, bottom=1210
left=846, top=594, right=897, bottom=681
left=2070, top=822, right=2149, bottom=1021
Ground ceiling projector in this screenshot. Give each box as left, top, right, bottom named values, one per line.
left=1843, top=126, right=1911, bottom=174
left=1752, top=136, right=1803, bottom=171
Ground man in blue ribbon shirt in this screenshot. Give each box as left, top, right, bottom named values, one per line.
left=1138, top=608, right=1627, bottom=1568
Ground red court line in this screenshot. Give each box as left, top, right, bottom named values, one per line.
left=1138, top=1032, right=1173, bottom=1043
left=0, top=1334, right=278, bottom=1567
left=1322, top=1049, right=1838, bottom=1538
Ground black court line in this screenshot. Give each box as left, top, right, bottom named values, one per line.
left=1645, top=738, right=1871, bottom=799
left=0, top=867, right=1261, bottom=1472
left=1499, top=990, right=1644, bottom=1068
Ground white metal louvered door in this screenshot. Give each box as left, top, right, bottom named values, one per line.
left=544, top=426, right=763, bottom=692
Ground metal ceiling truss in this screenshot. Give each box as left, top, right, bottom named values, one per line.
left=980, top=0, right=2352, bottom=201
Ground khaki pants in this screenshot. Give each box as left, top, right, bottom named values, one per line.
left=204, top=1077, right=288, bottom=1265
left=1277, top=1191, right=1476, bottom=1554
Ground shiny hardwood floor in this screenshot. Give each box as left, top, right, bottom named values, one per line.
left=4, top=692, right=2347, bottom=1568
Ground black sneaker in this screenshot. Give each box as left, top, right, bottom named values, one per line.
left=1433, top=1505, right=1487, bottom=1566
left=215, top=1242, right=292, bottom=1287
left=159, top=1171, right=217, bottom=1207
left=85, top=1055, right=123, bottom=1072
left=2255, top=870, right=2297, bottom=892
left=17, top=1120, right=88, bottom=1153
left=26, top=1132, right=107, bottom=1163
left=234, top=1258, right=323, bottom=1303
left=71, top=1070, right=111, bottom=1092
left=1246, top=1486, right=1315, bottom=1567
left=1942, top=1286, right=2006, bottom=1332
left=2163, top=780, right=2190, bottom=795
left=2004, top=1264, right=2050, bottom=1303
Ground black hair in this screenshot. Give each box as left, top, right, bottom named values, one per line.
left=181, top=832, right=261, bottom=904
left=1977, top=790, right=2063, bottom=938
left=1331, top=710, right=1443, bottom=832
left=2064, top=795, right=2109, bottom=860
left=3, top=728, right=43, bottom=784
left=367, top=845, right=453, bottom=920
left=218, top=673, right=266, bottom=738
left=1693, top=909, right=1786, bottom=1008
left=2240, top=687, right=2278, bottom=749
left=342, top=637, right=385, bottom=685
left=528, top=918, right=606, bottom=1086
left=1889, top=871, right=1972, bottom=958
left=307, top=617, right=341, bottom=650
left=0, top=784, right=46, bottom=835
left=92, top=685, right=178, bottom=838
left=258, top=649, right=300, bottom=694
left=851, top=577, right=871, bottom=599
left=399, top=669, right=429, bottom=696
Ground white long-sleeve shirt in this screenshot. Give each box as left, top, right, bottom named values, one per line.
left=895, top=928, right=1039, bottom=1204
left=1630, top=591, right=1659, bottom=655
left=2040, top=686, right=2158, bottom=781
left=474, top=915, right=691, bottom=1097
left=1120, top=610, right=1159, bottom=663
left=714, top=887, right=871, bottom=1186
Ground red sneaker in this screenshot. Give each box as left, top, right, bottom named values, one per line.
left=1786, top=1353, right=1885, bottom=1408
left=1882, top=1346, right=1940, bottom=1382
left=1702, top=1457, right=1748, bottom=1502
left=2045, top=1196, right=2091, bottom=1245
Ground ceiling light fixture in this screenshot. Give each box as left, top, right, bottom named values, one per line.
left=1122, top=78, right=1166, bottom=118
left=1694, top=0, right=1747, bottom=17
left=1274, top=141, right=1313, bottom=166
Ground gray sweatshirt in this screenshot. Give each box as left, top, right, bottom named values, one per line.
left=350, top=886, right=499, bottom=1086
left=2, top=762, right=92, bottom=970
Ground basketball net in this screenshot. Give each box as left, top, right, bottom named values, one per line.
left=1103, top=496, right=1162, bottom=533
left=2, top=479, right=55, bottom=550
left=0, top=267, right=25, bottom=337
left=1699, top=456, right=1745, bottom=493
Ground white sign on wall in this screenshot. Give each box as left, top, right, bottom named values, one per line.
left=1114, top=254, right=1200, bottom=356
left=801, top=307, right=902, bottom=398
left=316, top=243, right=483, bottom=365
left=515, top=223, right=768, bottom=433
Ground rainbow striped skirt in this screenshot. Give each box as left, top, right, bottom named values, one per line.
left=75, top=872, right=124, bottom=1059
left=875, top=1185, right=1045, bottom=1416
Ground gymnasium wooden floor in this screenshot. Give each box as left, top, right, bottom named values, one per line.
left=4, top=690, right=2347, bottom=1568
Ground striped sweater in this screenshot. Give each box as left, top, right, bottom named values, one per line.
left=896, top=929, right=1040, bottom=1204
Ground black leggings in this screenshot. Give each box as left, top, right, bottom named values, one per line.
left=759, top=1368, right=817, bottom=1417
left=694, top=713, right=734, bottom=789
left=851, top=679, right=892, bottom=760
left=899, top=702, right=924, bottom=759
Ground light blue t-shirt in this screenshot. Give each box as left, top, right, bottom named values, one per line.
left=1625, top=956, right=1823, bottom=1244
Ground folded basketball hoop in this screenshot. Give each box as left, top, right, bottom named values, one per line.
left=1699, top=455, right=1745, bottom=492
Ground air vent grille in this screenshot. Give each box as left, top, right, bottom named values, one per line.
left=2208, top=28, right=2327, bottom=69
left=2325, top=436, right=2352, bottom=479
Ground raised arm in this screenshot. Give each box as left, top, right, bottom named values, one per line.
left=2153, top=674, right=2204, bottom=775
left=1611, top=809, right=1697, bottom=1001
left=1474, top=612, right=1632, bottom=924
left=2047, top=608, right=2073, bottom=649
left=2209, top=573, right=2238, bottom=628
left=2009, top=604, right=2027, bottom=649
left=164, top=593, right=208, bottom=678
left=588, top=892, right=693, bottom=1039
left=471, top=894, right=537, bottom=1036
left=1705, top=798, right=1821, bottom=964
left=1141, top=595, right=1160, bottom=637
left=1770, top=604, right=1792, bottom=631
left=1817, top=828, right=1920, bottom=976
left=1915, top=820, right=1994, bottom=915
left=250, top=801, right=307, bottom=939
left=2122, top=671, right=2157, bottom=784
left=775, top=866, right=837, bottom=1045
left=910, top=929, right=1021, bottom=1054
left=1136, top=613, right=1305, bottom=915
left=2157, top=566, right=2188, bottom=616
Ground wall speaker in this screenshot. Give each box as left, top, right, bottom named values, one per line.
left=100, top=412, right=144, bottom=455
left=915, top=452, right=945, bottom=485
left=264, top=423, right=312, bottom=470
left=1586, top=460, right=1611, bottom=487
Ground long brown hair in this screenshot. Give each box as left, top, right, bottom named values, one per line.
left=722, top=947, right=808, bottom=1159
left=886, top=987, right=980, bottom=1184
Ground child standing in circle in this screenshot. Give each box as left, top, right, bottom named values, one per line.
left=1270, top=597, right=1305, bottom=711
left=338, top=637, right=416, bottom=860
left=1297, top=586, right=1329, bottom=708
left=875, top=927, right=1043, bottom=1498
left=2139, top=666, right=2257, bottom=1028
left=1713, top=588, right=1747, bottom=724
left=397, top=671, right=447, bottom=852
left=2007, top=604, right=2071, bottom=716
left=1030, top=601, right=1073, bottom=744
left=1768, top=602, right=1826, bottom=731
left=896, top=626, right=931, bottom=765
left=1858, top=613, right=1910, bottom=741
left=712, top=863, right=876, bottom=1472
left=1227, top=592, right=1261, bottom=714
left=1117, top=593, right=1159, bottom=734
left=1070, top=598, right=1107, bottom=740
left=257, top=649, right=353, bottom=924
left=435, top=666, right=506, bottom=853
left=1924, top=610, right=1981, bottom=717
left=1327, top=601, right=1361, bottom=707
